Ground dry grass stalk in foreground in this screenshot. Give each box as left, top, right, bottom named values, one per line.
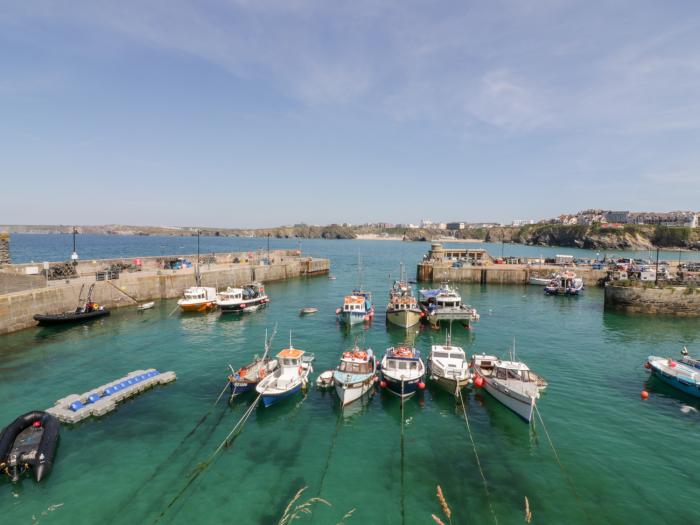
left=277, top=486, right=331, bottom=525
left=431, top=514, right=447, bottom=525
left=435, top=485, right=453, bottom=525
left=524, top=496, right=532, bottom=523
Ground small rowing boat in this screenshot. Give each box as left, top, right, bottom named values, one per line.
left=300, top=307, right=318, bottom=315
left=137, top=301, right=155, bottom=311
left=316, top=370, right=334, bottom=389
left=646, top=353, right=700, bottom=398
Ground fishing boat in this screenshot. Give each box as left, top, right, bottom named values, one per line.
left=386, top=264, right=422, bottom=328
left=378, top=346, right=425, bottom=399
left=336, top=253, right=375, bottom=325
left=137, top=301, right=155, bottom=311
left=337, top=291, right=374, bottom=325
left=256, top=340, right=315, bottom=407
left=228, top=330, right=279, bottom=400
left=645, top=352, right=700, bottom=398
left=34, top=284, right=110, bottom=326
left=217, top=282, right=269, bottom=313
left=178, top=286, right=217, bottom=312
left=0, top=411, right=59, bottom=483
left=299, top=307, right=318, bottom=316
left=428, top=331, right=472, bottom=395
left=471, top=352, right=547, bottom=423
left=418, top=283, right=479, bottom=328
left=544, top=272, right=584, bottom=296
left=333, top=346, right=377, bottom=406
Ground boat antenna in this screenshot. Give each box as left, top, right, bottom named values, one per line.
left=289, top=330, right=293, bottom=349
left=262, top=324, right=278, bottom=360
left=195, top=228, right=201, bottom=287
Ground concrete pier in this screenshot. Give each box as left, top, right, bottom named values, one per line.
left=0, top=250, right=330, bottom=335
left=417, top=262, right=607, bottom=286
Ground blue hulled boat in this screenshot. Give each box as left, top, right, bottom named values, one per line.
left=256, top=346, right=314, bottom=407
left=646, top=355, right=700, bottom=398
left=379, top=346, right=426, bottom=399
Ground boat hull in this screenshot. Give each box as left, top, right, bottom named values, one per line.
left=386, top=309, right=422, bottom=328
left=481, top=376, right=535, bottom=422
left=261, top=383, right=303, bottom=407
left=179, top=301, right=215, bottom=312
left=337, top=308, right=374, bottom=325
left=229, top=381, right=256, bottom=397
left=380, top=372, right=422, bottom=399
left=431, top=374, right=471, bottom=395
left=34, top=309, right=110, bottom=326
left=219, top=297, right=269, bottom=313
left=334, top=375, right=375, bottom=406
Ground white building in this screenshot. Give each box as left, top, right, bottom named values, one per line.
left=420, top=219, right=434, bottom=228
left=511, top=219, right=535, bottom=227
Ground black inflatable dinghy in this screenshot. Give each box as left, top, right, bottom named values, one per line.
left=34, top=308, right=110, bottom=326
left=0, top=411, right=59, bottom=482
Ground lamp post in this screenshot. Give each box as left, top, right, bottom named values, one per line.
left=70, top=227, right=79, bottom=265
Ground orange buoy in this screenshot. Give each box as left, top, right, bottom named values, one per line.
left=644, top=362, right=651, bottom=369
left=641, top=390, right=649, bottom=400
left=474, top=376, right=484, bottom=388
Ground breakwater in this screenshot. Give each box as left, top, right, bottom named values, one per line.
left=0, top=250, right=329, bottom=334
left=604, top=282, right=700, bottom=316
left=417, top=262, right=607, bottom=286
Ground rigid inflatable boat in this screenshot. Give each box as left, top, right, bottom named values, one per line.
left=0, top=411, right=59, bottom=482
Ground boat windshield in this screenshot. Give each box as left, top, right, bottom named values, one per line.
left=339, top=361, right=371, bottom=373
left=495, top=367, right=530, bottom=381
left=387, top=359, right=418, bottom=370
left=281, top=358, right=300, bottom=366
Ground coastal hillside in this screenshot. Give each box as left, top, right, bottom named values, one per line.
left=3, top=223, right=699, bottom=250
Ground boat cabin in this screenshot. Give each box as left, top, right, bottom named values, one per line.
left=277, top=348, right=305, bottom=367
left=243, top=283, right=265, bottom=298
left=390, top=295, right=418, bottom=309
left=478, top=358, right=535, bottom=382
left=339, top=359, right=373, bottom=374
left=183, top=287, right=217, bottom=301
left=343, top=295, right=367, bottom=313
left=218, top=287, right=244, bottom=300
left=384, top=347, right=421, bottom=371
left=431, top=346, right=466, bottom=363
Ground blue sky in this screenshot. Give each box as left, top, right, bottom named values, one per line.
left=2, top=1, right=699, bottom=228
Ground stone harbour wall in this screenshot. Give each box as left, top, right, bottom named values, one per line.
left=604, top=283, right=700, bottom=316
left=0, top=232, right=9, bottom=265
left=0, top=257, right=329, bottom=335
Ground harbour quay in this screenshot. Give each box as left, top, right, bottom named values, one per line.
left=0, top=250, right=329, bottom=335
left=416, top=243, right=608, bottom=285
left=604, top=281, right=700, bottom=316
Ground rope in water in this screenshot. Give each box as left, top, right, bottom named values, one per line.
left=154, top=394, right=262, bottom=523
left=533, top=404, right=591, bottom=523
left=457, top=388, right=498, bottom=525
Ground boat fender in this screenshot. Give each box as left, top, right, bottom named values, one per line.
left=298, top=366, right=303, bottom=376
left=69, top=400, right=85, bottom=411
left=87, top=393, right=101, bottom=404
left=644, top=362, right=651, bottom=370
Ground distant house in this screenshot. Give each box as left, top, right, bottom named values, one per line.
left=511, top=219, right=534, bottom=227
left=446, top=222, right=465, bottom=230
left=604, top=211, right=630, bottom=224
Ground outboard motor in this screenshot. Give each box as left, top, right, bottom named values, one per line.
left=0, top=411, right=59, bottom=483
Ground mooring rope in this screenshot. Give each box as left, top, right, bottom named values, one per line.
left=457, top=388, right=498, bottom=525
left=315, top=407, right=344, bottom=496
left=534, top=404, right=592, bottom=523
left=153, top=394, right=262, bottom=523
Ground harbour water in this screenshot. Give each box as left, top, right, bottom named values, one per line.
left=2, top=237, right=700, bottom=524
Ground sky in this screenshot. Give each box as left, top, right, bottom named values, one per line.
left=1, top=1, right=700, bottom=228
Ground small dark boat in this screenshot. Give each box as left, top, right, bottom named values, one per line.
left=34, top=283, right=110, bottom=326
left=0, top=411, right=60, bottom=482
left=34, top=309, right=110, bottom=326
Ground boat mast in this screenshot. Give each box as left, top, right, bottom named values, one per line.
left=195, top=228, right=201, bottom=287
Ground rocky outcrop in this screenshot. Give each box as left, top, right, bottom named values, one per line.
left=0, top=231, right=9, bottom=265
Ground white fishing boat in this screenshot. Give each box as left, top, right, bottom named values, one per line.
left=428, top=332, right=471, bottom=395
left=336, top=253, right=375, bottom=325
left=379, top=346, right=426, bottom=399
left=419, top=283, right=479, bottom=327
left=333, top=347, right=377, bottom=406
left=217, top=282, right=269, bottom=313
left=471, top=352, right=547, bottom=423
left=544, top=272, right=584, bottom=296
left=256, top=339, right=314, bottom=407
left=300, top=307, right=318, bottom=316
left=178, top=287, right=217, bottom=312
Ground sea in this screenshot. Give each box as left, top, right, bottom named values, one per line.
left=1, top=234, right=699, bottom=524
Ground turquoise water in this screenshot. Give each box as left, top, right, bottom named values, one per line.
left=1, top=239, right=700, bottom=524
